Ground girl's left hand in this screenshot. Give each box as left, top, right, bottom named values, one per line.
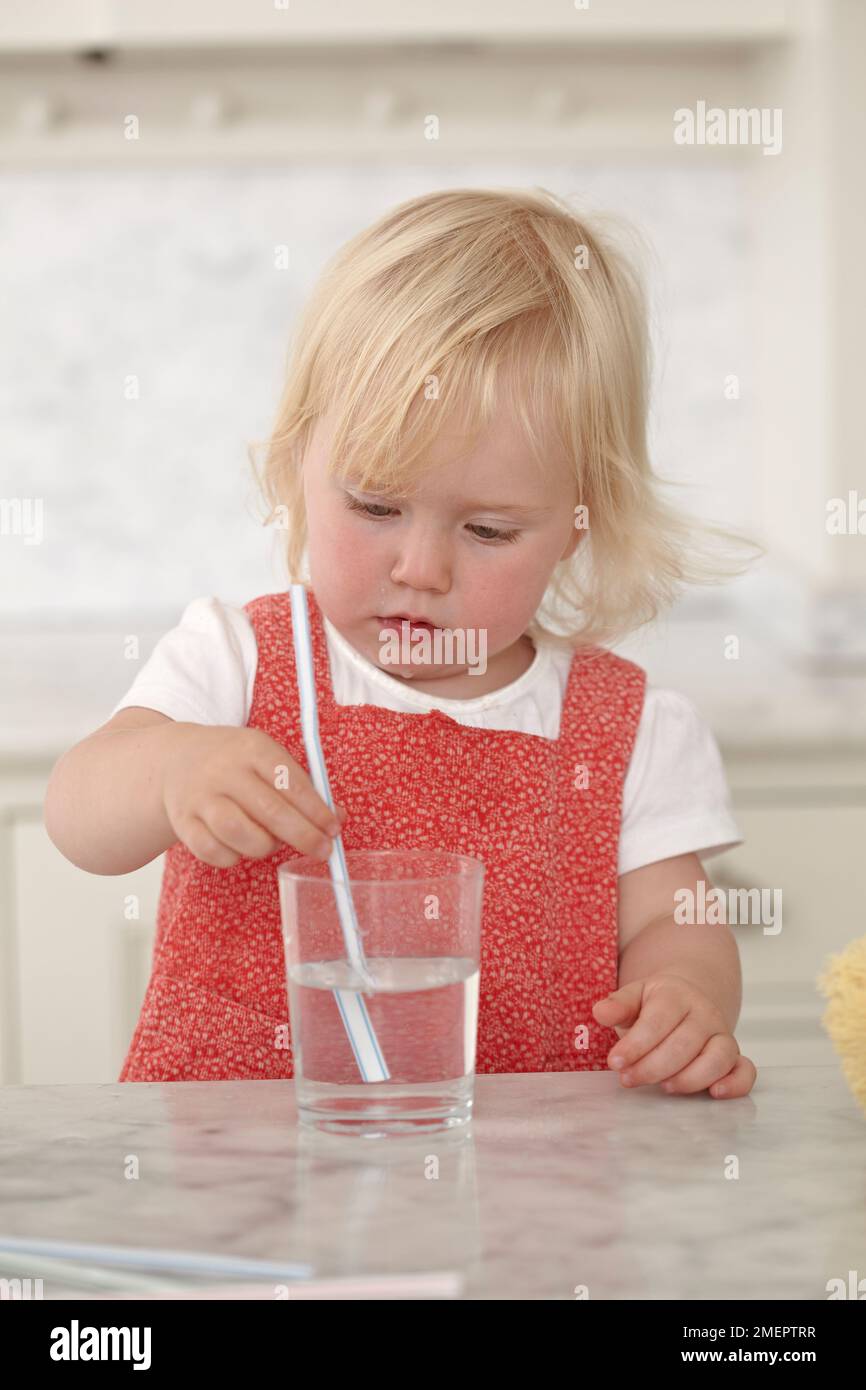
left=591, top=973, right=757, bottom=1099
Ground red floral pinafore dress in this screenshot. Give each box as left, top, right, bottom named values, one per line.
left=119, top=588, right=646, bottom=1081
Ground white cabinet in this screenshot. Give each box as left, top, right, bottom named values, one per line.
left=11, top=817, right=162, bottom=1083
left=0, top=768, right=162, bottom=1084
left=711, top=753, right=866, bottom=1068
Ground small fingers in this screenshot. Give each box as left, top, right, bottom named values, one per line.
left=615, top=1018, right=712, bottom=1087
left=240, top=773, right=336, bottom=859
left=201, top=795, right=279, bottom=861
left=660, top=1037, right=752, bottom=1096
left=606, top=990, right=690, bottom=1075
left=705, top=1053, right=758, bottom=1099
left=183, top=812, right=244, bottom=869
left=254, top=741, right=341, bottom=838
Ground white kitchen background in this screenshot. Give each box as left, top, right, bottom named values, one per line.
left=1, top=0, right=864, bottom=1083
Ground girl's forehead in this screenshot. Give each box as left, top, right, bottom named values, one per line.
left=310, top=375, right=570, bottom=495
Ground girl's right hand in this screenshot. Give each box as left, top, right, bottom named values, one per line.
left=161, top=724, right=347, bottom=869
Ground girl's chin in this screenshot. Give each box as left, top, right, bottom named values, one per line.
left=377, top=658, right=455, bottom=675
left=373, top=650, right=464, bottom=678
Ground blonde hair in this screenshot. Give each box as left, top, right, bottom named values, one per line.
left=248, top=186, right=762, bottom=650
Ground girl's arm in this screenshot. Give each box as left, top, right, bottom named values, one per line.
left=45, top=706, right=342, bottom=878
left=616, top=852, right=742, bottom=1032
left=43, top=707, right=188, bottom=876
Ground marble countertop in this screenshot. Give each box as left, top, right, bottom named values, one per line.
left=1, top=1064, right=864, bottom=1300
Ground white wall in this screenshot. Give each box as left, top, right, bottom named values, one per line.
left=0, top=162, right=752, bottom=622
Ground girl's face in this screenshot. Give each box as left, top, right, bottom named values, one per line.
left=302, top=398, right=582, bottom=694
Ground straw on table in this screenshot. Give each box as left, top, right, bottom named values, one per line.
left=0, top=1247, right=171, bottom=1293
left=289, top=584, right=390, bottom=1083
left=0, top=1234, right=314, bottom=1281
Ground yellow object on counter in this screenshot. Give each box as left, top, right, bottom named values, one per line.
left=818, top=935, right=866, bottom=1114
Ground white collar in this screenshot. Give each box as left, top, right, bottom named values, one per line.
left=322, top=614, right=552, bottom=713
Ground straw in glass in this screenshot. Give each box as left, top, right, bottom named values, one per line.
left=288, top=584, right=390, bottom=1083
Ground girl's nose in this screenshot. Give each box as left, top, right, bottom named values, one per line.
left=389, top=533, right=451, bottom=592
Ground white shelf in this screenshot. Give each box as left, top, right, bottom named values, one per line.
left=0, top=0, right=793, bottom=54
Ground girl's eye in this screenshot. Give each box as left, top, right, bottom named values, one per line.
left=342, top=493, right=521, bottom=545
left=469, top=523, right=520, bottom=544
left=345, top=497, right=395, bottom=519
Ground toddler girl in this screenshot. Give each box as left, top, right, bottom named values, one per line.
left=45, top=187, right=759, bottom=1099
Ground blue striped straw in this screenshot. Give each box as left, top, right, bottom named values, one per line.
left=288, top=584, right=390, bottom=1083
left=0, top=1234, right=314, bottom=1281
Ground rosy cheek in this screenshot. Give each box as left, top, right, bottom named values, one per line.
left=321, top=515, right=382, bottom=586
left=314, top=507, right=356, bottom=553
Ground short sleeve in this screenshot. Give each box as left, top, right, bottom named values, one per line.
left=108, top=596, right=258, bottom=727
left=618, top=686, right=743, bottom=877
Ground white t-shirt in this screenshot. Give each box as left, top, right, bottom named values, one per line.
left=109, top=595, right=743, bottom=877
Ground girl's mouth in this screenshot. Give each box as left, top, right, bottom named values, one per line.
left=376, top=615, right=439, bottom=633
